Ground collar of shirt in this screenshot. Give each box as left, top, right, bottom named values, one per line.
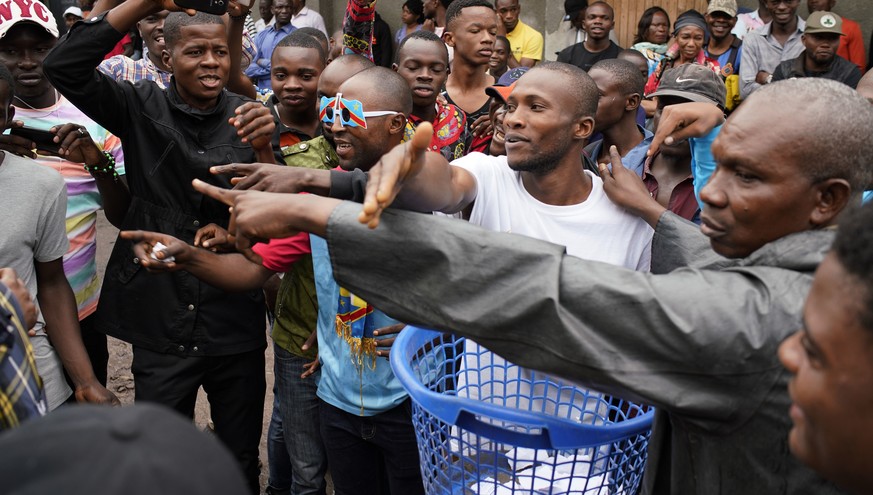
left=167, top=77, right=228, bottom=118
left=269, top=21, right=296, bottom=34
left=588, top=125, right=654, bottom=177
left=761, top=17, right=806, bottom=39
left=292, top=6, right=311, bottom=20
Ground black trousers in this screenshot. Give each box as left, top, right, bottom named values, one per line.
left=131, top=345, right=266, bottom=494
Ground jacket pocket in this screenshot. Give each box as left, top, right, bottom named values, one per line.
left=149, top=140, right=176, bottom=176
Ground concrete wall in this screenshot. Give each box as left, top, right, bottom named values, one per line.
left=302, top=0, right=870, bottom=63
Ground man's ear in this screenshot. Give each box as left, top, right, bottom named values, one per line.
left=574, top=116, right=595, bottom=141
left=626, top=93, right=641, bottom=112
left=443, top=31, right=455, bottom=47
left=392, top=62, right=398, bottom=72
left=810, top=178, right=852, bottom=227
left=388, top=113, right=407, bottom=135
left=162, top=48, right=173, bottom=72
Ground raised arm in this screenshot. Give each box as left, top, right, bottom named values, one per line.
left=42, top=0, right=175, bottom=136
left=358, top=123, right=478, bottom=228
left=343, top=0, right=376, bottom=60
left=226, top=2, right=258, bottom=100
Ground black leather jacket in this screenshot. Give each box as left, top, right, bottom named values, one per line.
left=44, top=15, right=266, bottom=356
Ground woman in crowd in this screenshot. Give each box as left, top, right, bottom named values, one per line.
left=644, top=10, right=720, bottom=95
left=395, top=0, right=425, bottom=46
left=631, top=6, right=671, bottom=77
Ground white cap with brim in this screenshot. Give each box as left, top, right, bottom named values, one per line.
left=0, top=0, right=59, bottom=40
left=63, top=6, right=83, bottom=18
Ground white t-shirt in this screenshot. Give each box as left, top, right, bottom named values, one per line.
left=451, top=153, right=654, bottom=448
left=455, top=153, right=653, bottom=269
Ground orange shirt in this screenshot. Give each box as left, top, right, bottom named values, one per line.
left=837, top=17, right=866, bottom=74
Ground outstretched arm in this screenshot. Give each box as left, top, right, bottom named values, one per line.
left=120, top=230, right=276, bottom=291
left=359, top=122, right=477, bottom=228
left=323, top=201, right=803, bottom=432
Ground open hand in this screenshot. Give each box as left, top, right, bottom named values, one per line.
left=359, top=122, right=433, bottom=229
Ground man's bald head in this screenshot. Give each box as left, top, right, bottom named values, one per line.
left=740, top=79, right=873, bottom=196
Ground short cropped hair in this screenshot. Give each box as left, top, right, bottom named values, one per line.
left=833, top=202, right=873, bottom=330
left=749, top=79, right=873, bottom=196
left=528, top=62, right=598, bottom=120
left=295, top=27, right=329, bottom=52
left=588, top=1, right=614, bottom=17
left=276, top=30, right=327, bottom=63
left=163, top=11, right=224, bottom=49
left=590, top=58, right=645, bottom=97
left=396, top=29, right=449, bottom=63
left=445, top=0, right=494, bottom=30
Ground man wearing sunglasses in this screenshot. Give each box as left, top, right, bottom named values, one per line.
left=123, top=65, right=423, bottom=495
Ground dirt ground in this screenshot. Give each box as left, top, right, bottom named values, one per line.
left=97, top=215, right=276, bottom=493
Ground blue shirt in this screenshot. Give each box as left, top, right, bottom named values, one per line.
left=706, top=42, right=742, bottom=78
left=310, top=235, right=408, bottom=416
left=245, top=22, right=296, bottom=91
left=586, top=125, right=654, bottom=178
left=689, top=124, right=722, bottom=209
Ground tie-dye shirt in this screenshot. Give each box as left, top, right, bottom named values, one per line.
left=14, top=97, right=125, bottom=320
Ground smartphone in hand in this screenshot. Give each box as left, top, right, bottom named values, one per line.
left=174, top=0, right=228, bottom=15
left=10, top=126, right=60, bottom=155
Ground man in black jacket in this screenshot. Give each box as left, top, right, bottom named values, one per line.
left=772, top=11, right=861, bottom=88
left=43, top=2, right=275, bottom=492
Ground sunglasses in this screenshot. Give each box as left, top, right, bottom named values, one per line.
left=319, top=93, right=400, bottom=129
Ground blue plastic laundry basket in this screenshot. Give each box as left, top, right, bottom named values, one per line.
left=391, top=327, right=654, bottom=495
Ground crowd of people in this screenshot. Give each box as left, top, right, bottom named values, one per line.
left=1, top=0, right=873, bottom=494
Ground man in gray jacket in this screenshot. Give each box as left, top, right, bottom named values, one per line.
left=145, top=79, right=870, bottom=493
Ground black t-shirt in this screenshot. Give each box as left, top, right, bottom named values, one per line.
left=557, top=40, right=623, bottom=72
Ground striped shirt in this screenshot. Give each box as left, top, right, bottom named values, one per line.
left=99, top=53, right=172, bottom=88
left=15, top=97, right=126, bottom=320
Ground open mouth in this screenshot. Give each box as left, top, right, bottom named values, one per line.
left=199, top=74, right=222, bottom=89
left=334, top=141, right=353, bottom=157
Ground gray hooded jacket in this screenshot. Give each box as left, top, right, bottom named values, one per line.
left=325, top=202, right=845, bottom=494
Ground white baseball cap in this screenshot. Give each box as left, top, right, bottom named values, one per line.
left=63, top=6, right=83, bottom=18
left=0, top=0, right=59, bottom=40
